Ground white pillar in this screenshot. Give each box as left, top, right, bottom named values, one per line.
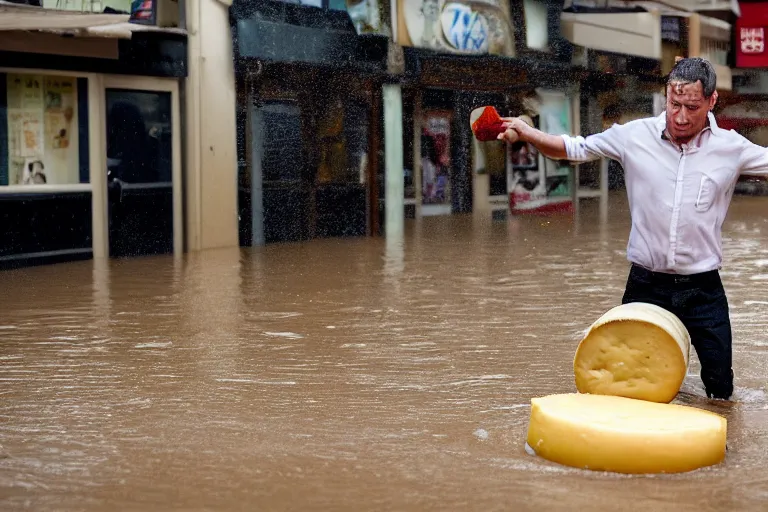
left=88, top=73, right=108, bottom=260
left=184, top=0, right=239, bottom=251
left=383, top=83, right=404, bottom=237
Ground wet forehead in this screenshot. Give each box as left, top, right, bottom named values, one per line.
left=667, top=81, right=705, bottom=103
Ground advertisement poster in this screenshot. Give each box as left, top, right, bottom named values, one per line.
left=421, top=111, right=451, bottom=206
left=6, top=74, right=78, bottom=186
left=507, top=90, right=574, bottom=215
left=507, top=114, right=543, bottom=206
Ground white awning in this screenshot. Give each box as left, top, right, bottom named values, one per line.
left=0, top=1, right=186, bottom=39
left=560, top=11, right=662, bottom=60
left=0, top=1, right=130, bottom=31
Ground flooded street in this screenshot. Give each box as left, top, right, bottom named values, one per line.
left=2, top=193, right=768, bottom=511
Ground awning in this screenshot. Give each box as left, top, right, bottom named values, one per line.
left=560, top=10, right=662, bottom=60
left=563, top=0, right=739, bottom=16
left=0, top=1, right=186, bottom=39
left=0, top=1, right=129, bottom=31
left=658, top=0, right=740, bottom=16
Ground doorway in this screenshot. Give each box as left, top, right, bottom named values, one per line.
left=102, top=77, right=181, bottom=258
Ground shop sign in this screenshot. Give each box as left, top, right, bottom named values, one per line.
left=735, top=2, right=768, bottom=67
left=396, top=0, right=515, bottom=56
left=741, top=27, right=765, bottom=54
left=440, top=3, right=490, bottom=52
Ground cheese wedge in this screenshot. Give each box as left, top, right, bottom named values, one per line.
left=574, top=303, right=691, bottom=403
left=527, top=393, right=727, bottom=474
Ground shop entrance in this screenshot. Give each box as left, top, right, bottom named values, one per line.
left=238, top=66, right=372, bottom=247
left=102, top=77, right=181, bottom=258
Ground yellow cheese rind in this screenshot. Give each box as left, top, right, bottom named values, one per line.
left=526, top=393, right=727, bottom=474
left=574, top=318, right=688, bottom=403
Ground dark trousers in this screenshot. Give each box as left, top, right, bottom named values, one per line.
left=621, top=264, right=734, bottom=400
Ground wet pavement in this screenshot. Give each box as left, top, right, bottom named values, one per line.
left=2, top=193, right=768, bottom=511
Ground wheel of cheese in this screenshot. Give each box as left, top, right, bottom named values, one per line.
left=526, top=393, right=727, bottom=474
left=574, top=302, right=691, bottom=403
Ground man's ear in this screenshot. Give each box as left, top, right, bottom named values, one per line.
left=710, top=90, right=719, bottom=110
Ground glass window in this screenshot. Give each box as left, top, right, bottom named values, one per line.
left=421, top=111, right=452, bottom=205
left=1, top=72, right=89, bottom=186
left=106, top=89, right=172, bottom=184
left=260, top=102, right=303, bottom=183
left=523, top=0, right=549, bottom=50
left=316, top=98, right=369, bottom=185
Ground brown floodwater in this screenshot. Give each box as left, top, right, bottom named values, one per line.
left=2, top=193, right=768, bottom=511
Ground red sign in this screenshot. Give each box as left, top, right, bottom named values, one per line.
left=741, top=28, right=765, bottom=54
left=736, top=3, right=768, bottom=67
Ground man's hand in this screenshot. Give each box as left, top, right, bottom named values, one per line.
left=497, top=117, right=532, bottom=144
left=496, top=116, right=569, bottom=160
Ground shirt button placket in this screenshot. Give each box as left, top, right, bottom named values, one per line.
left=668, top=146, right=687, bottom=269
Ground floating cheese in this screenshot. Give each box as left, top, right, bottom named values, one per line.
left=574, top=302, right=691, bottom=403
left=526, top=393, right=727, bottom=474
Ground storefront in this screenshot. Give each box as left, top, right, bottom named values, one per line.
left=0, top=4, right=186, bottom=269
left=395, top=0, right=579, bottom=219
left=230, top=0, right=393, bottom=245
left=560, top=4, right=665, bottom=195
left=721, top=1, right=768, bottom=194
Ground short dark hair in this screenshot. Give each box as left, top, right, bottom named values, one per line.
left=667, top=57, right=717, bottom=97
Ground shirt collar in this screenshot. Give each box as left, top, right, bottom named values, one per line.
left=657, top=111, right=723, bottom=144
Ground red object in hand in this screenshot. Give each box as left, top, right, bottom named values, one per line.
left=471, top=106, right=505, bottom=141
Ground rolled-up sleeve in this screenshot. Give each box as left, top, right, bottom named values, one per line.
left=739, top=139, right=768, bottom=176
left=560, top=123, right=626, bottom=164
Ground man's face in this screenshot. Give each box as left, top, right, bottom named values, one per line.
left=665, top=80, right=717, bottom=144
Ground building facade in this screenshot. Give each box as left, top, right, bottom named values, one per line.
left=0, top=1, right=189, bottom=269
left=1, top=0, right=755, bottom=270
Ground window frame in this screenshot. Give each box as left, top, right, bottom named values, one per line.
left=0, top=66, right=99, bottom=194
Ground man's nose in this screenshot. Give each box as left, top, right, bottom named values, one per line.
left=674, top=110, right=689, bottom=124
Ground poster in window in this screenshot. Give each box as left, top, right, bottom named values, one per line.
left=421, top=111, right=451, bottom=205
left=6, top=73, right=79, bottom=186
left=507, top=114, right=543, bottom=205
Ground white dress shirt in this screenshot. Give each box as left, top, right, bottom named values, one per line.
left=561, top=112, right=768, bottom=275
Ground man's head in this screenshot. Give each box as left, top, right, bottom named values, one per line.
left=665, top=57, right=718, bottom=144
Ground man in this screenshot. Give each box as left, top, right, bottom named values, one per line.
left=498, top=57, right=768, bottom=400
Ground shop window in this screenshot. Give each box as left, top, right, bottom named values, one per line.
left=106, top=89, right=172, bottom=184
left=421, top=111, right=452, bottom=205
left=481, top=140, right=507, bottom=196
left=316, top=99, right=369, bottom=185
left=523, top=0, right=549, bottom=50
left=260, top=101, right=303, bottom=183
left=701, top=38, right=730, bottom=67
left=0, top=72, right=89, bottom=186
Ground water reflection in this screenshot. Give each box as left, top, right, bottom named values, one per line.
left=1, top=193, right=768, bottom=511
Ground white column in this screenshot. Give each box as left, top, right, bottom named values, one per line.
left=383, top=83, right=404, bottom=237
left=184, top=0, right=239, bottom=251
left=88, top=73, right=108, bottom=260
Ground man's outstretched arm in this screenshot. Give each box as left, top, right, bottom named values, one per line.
left=740, top=138, right=768, bottom=176
left=497, top=117, right=627, bottom=164
left=498, top=117, right=568, bottom=160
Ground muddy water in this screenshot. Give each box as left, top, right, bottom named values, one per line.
left=2, top=194, right=768, bottom=511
